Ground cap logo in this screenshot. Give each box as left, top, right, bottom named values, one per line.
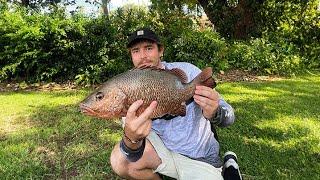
left=137, top=30, right=144, bottom=36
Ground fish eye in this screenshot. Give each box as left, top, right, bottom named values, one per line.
left=95, top=92, right=104, bottom=101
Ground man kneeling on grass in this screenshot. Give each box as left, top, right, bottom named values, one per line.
left=110, top=28, right=243, bottom=180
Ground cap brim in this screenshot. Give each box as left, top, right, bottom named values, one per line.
left=127, top=36, right=160, bottom=48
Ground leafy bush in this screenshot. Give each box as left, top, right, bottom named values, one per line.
left=166, top=30, right=228, bottom=71
left=259, top=0, right=320, bottom=69
left=0, top=5, right=89, bottom=82
left=75, top=5, right=155, bottom=85
left=228, top=38, right=305, bottom=75
left=0, top=3, right=318, bottom=85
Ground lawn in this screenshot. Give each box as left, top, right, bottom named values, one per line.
left=0, top=73, right=319, bottom=179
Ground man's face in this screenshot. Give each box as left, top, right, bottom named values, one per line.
left=129, top=40, right=164, bottom=68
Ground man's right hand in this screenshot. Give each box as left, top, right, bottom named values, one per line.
left=123, top=99, right=157, bottom=149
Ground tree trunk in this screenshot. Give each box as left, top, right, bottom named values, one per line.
left=197, top=0, right=255, bottom=39
left=21, top=0, right=30, bottom=7
left=101, top=0, right=109, bottom=16
left=233, top=0, right=254, bottom=39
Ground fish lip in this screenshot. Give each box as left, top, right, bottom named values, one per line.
left=79, top=103, right=109, bottom=119
left=79, top=103, right=95, bottom=114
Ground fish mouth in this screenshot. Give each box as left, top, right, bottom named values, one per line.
left=79, top=103, right=97, bottom=115
left=79, top=103, right=113, bottom=119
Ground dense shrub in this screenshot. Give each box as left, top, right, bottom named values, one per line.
left=166, top=30, right=228, bottom=71
left=0, top=3, right=318, bottom=85
left=227, top=38, right=305, bottom=75
left=0, top=5, right=89, bottom=82
left=74, top=5, right=157, bottom=85
left=258, top=0, right=320, bottom=69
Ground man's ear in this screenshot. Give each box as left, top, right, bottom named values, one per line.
left=159, top=45, right=164, bottom=55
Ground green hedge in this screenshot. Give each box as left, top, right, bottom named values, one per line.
left=166, top=30, right=228, bottom=71
left=0, top=4, right=319, bottom=84
left=0, top=6, right=89, bottom=82
left=227, top=39, right=305, bottom=75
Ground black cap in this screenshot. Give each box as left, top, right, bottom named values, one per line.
left=127, top=28, right=161, bottom=48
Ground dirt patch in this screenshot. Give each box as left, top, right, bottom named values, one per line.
left=215, top=69, right=283, bottom=83
left=0, top=82, right=80, bottom=92
left=0, top=70, right=283, bottom=92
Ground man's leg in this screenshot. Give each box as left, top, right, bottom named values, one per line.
left=110, top=139, right=162, bottom=180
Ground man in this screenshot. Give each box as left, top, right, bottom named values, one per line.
left=110, top=28, right=242, bottom=180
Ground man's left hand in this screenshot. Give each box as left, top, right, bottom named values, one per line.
left=193, top=85, right=219, bottom=119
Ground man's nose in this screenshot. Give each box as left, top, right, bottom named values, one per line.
left=140, top=49, right=148, bottom=58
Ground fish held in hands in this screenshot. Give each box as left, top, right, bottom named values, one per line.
left=79, top=66, right=216, bottom=119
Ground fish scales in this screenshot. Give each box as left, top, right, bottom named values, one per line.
left=79, top=67, right=215, bottom=119
left=115, top=69, right=189, bottom=117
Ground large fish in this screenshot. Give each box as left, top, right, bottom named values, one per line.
left=79, top=66, right=216, bottom=119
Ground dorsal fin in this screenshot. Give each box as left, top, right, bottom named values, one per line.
left=131, top=65, right=188, bottom=83
left=191, top=67, right=216, bottom=88
left=168, top=68, right=188, bottom=84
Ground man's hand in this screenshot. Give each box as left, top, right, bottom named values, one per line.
left=193, top=85, right=219, bottom=119
left=124, top=100, right=157, bottom=149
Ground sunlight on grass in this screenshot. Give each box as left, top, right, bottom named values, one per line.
left=0, top=90, right=89, bottom=135
left=0, top=89, right=121, bottom=178
left=68, top=143, right=96, bottom=156
left=255, top=117, right=320, bottom=153
left=217, top=73, right=320, bottom=179
left=99, top=129, right=122, bottom=143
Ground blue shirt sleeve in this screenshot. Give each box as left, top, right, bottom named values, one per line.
left=209, top=97, right=235, bottom=127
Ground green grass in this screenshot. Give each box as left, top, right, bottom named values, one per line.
left=217, top=74, right=320, bottom=179
left=0, top=90, right=122, bottom=179
left=0, top=73, right=319, bottom=179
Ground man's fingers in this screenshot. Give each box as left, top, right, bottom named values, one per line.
left=139, top=101, right=158, bottom=120
left=194, top=95, right=210, bottom=108
left=126, top=99, right=144, bottom=119
left=195, top=86, right=218, bottom=100
left=196, top=85, right=213, bottom=91
left=136, top=119, right=152, bottom=137
left=127, top=100, right=158, bottom=126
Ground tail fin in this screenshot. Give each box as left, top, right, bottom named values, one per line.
left=191, top=67, right=216, bottom=88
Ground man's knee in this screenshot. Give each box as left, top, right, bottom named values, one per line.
left=110, top=143, right=128, bottom=177
left=110, top=140, right=162, bottom=179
